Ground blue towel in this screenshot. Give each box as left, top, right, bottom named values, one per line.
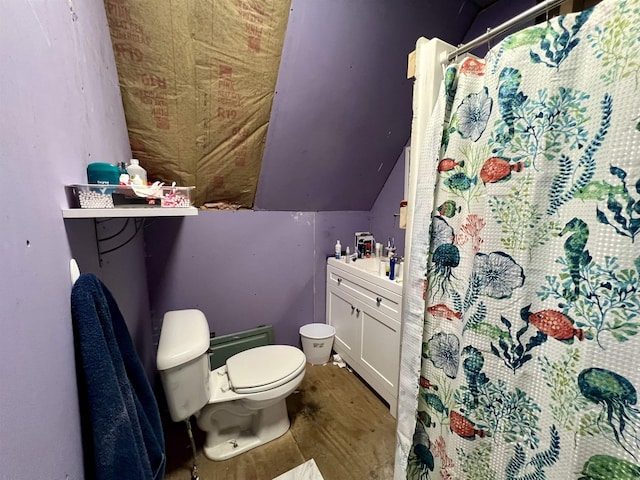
left=71, top=274, right=165, bottom=480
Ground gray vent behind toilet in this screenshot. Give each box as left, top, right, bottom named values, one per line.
left=208, top=325, right=275, bottom=370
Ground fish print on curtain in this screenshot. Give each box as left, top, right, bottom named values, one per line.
left=404, top=0, right=640, bottom=478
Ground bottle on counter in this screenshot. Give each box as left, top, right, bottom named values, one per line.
left=335, top=240, right=341, bottom=259
left=345, top=246, right=350, bottom=263
left=379, top=258, right=387, bottom=277
left=389, top=256, right=396, bottom=281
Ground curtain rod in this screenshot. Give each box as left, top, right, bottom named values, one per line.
left=445, top=0, right=566, bottom=62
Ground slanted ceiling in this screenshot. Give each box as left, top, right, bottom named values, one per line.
left=107, top=0, right=513, bottom=210
left=255, top=0, right=481, bottom=211
left=471, top=0, right=504, bottom=7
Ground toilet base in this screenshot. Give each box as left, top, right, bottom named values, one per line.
left=200, top=398, right=291, bottom=461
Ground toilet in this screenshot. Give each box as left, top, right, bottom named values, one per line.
left=156, top=309, right=306, bottom=461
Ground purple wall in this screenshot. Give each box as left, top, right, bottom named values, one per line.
left=370, top=146, right=407, bottom=258
left=145, top=210, right=369, bottom=348
left=255, top=0, right=478, bottom=211
left=64, top=220, right=154, bottom=372
left=144, top=128, right=404, bottom=361
left=145, top=212, right=315, bottom=347
left=1, top=1, right=150, bottom=478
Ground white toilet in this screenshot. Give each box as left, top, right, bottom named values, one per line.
left=156, top=309, right=306, bottom=461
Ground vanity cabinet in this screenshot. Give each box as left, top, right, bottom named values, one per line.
left=326, top=257, right=402, bottom=417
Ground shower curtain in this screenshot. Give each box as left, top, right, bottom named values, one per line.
left=395, top=0, right=640, bottom=478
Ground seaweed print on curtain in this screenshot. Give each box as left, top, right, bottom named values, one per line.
left=405, top=0, right=640, bottom=479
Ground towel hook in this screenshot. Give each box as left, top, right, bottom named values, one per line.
left=70, top=259, right=81, bottom=285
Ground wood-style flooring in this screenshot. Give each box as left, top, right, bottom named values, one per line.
left=162, top=363, right=397, bottom=480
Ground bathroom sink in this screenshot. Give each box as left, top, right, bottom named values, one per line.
left=349, top=257, right=380, bottom=273
left=327, top=257, right=402, bottom=295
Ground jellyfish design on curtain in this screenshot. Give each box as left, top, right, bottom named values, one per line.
left=396, top=0, right=640, bottom=478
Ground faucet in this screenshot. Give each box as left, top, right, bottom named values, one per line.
left=385, top=237, right=396, bottom=258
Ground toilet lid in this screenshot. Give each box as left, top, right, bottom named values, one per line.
left=226, top=345, right=306, bottom=394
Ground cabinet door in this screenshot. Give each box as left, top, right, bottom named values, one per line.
left=359, top=307, right=401, bottom=394
left=326, top=286, right=360, bottom=359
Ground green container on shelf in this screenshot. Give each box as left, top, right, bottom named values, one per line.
left=87, top=162, right=121, bottom=185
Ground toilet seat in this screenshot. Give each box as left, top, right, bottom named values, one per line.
left=226, top=345, right=306, bottom=394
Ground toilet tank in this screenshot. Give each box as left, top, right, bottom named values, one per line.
left=157, top=309, right=211, bottom=422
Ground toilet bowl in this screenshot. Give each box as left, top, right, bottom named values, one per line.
left=156, top=309, right=306, bottom=461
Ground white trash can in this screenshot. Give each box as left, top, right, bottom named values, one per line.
left=299, top=323, right=336, bottom=365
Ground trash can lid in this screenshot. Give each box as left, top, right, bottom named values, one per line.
left=299, top=323, right=336, bottom=339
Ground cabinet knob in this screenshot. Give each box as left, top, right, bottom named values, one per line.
left=356, top=308, right=360, bottom=315
left=337, top=277, right=342, bottom=285
left=376, top=297, right=382, bottom=305
left=351, top=305, right=355, bottom=313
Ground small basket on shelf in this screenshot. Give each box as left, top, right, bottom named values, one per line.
left=66, top=184, right=195, bottom=209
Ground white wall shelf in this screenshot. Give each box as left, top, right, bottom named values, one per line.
left=61, top=207, right=198, bottom=218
